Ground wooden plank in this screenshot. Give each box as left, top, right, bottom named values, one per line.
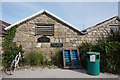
left=63, top=66, right=80, bottom=69
left=35, top=25, right=54, bottom=35
left=70, top=50, right=74, bottom=67
left=62, top=48, right=81, bottom=68
left=63, top=50, right=66, bottom=68
left=77, top=48, right=81, bottom=67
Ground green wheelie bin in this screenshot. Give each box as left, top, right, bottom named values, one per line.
left=87, top=52, right=100, bottom=76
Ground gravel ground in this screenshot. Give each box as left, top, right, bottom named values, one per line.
left=1, top=67, right=119, bottom=78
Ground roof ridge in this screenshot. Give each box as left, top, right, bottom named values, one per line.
left=81, top=16, right=117, bottom=34
left=5, top=9, right=81, bottom=34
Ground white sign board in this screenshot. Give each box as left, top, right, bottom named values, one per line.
left=90, top=55, right=95, bottom=62
left=36, top=43, right=41, bottom=47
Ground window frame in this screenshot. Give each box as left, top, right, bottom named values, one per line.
left=109, top=24, right=120, bottom=34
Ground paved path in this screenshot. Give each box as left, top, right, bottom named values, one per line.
left=0, top=66, right=2, bottom=80
left=2, top=67, right=119, bottom=78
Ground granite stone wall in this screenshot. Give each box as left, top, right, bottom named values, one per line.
left=13, top=13, right=119, bottom=59
left=0, top=36, right=3, bottom=54
left=81, top=19, right=120, bottom=44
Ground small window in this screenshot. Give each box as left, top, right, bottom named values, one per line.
left=109, top=24, right=120, bottom=34
left=35, top=24, right=54, bottom=36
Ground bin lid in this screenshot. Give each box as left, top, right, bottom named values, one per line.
left=87, top=52, right=100, bottom=55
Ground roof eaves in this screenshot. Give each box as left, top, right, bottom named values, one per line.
left=5, top=10, right=45, bottom=30
left=44, top=10, right=81, bottom=33
left=0, top=20, right=11, bottom=27
left=5, top=10, right=82, bottom=34
left=81, top=16, right=117, bottom=34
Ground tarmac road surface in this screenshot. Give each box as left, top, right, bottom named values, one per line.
left=2, top=67, right=119, bottom=78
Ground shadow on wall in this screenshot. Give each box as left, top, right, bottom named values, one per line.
left=97, top=28, right=110, bottom=42
left=107, top=26, right=120, bottom=42
left=97, top=24, right=120, bottom=42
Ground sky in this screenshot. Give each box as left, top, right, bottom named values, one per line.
left=1, top=2, right=118, bottom=30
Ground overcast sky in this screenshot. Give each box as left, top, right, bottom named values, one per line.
left=1, top=2, right=118, bottom=30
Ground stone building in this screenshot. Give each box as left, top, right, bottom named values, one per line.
left=5, top=10, right=120, bottom=59
left=80, top=16, right=120, bottom=44
left=0, top=20, right=10, bottom=54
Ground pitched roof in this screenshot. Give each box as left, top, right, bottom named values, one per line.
left=0, top=20, right=10, bottom=35
left=0, top=20, right=11, bottom=27
left=81, top=16, right=118, bottom=34
left=5, top=10, right=82, bottom=34
left=4, top=10, right=118, bottom=35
